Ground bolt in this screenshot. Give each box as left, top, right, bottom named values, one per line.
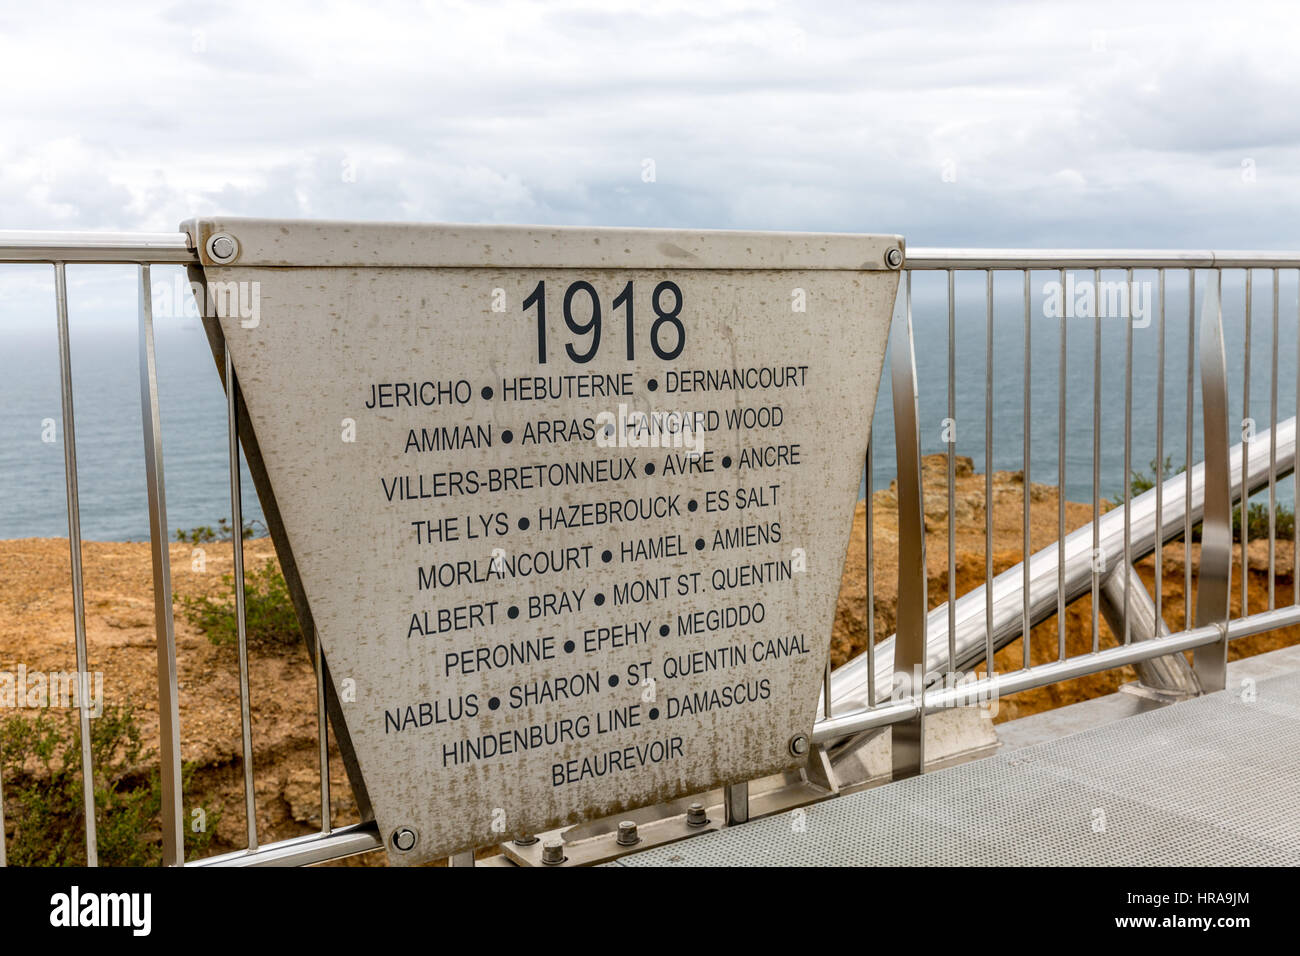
left=686, top=802, right=709, bottom=827
left=390, top=826, right=418, bottom=852
left=789, top=733, right=810, bottom=757
left=885, top=247, right=904, bottom=269
left=512, top=834, right=539, bottom=847
left=541, top=839, right=566, bottom=865
left=616, top=821, right=640, bottom=846
left=206, top=232, right=239, bottom=264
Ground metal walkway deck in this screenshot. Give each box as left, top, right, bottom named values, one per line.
left=611, top=671, right=1300, bottom=866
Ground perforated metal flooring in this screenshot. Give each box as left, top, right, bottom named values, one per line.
left=611, top=672, right=1300, bottom=866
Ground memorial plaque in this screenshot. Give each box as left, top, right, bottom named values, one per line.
left=183, top=218, right=900, bottom=864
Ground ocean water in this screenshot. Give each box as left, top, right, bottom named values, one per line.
left=0, top=266, right=1294, bottom=541
left=0, top=260, right=265, bottom=541
left=0, top=320, right=265, bottom=541
left=867, top=269, right=1300, bottom=514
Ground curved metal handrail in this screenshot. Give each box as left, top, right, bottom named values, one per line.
left=820, top=416, right=1296, bottom=729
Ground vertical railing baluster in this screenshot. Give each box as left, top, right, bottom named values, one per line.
left=915, top=269, right=926, bottom=651
left=1185, top=271, right=1196, bottom=630
left=1023, top=269, right=1032, bottom=670
left=865, top=440, right=876, bottom=707
left=1057, top=267, right=1067, bottom=661
left=316, top=630, right=332, bottom=834
left=946, top=270, right=957, bottom=675
left=1123, top=267, right=1134, bottom=644
left=55, top=262, right=98, bottom=867
left=985, top=270, right=995, bottom=672
left=139, top=263, right=185, bottom=865
left=1268, top=269, right=1278, bottom=611
left=1242, top=270, right=1252, bottom=619
left=225, top=349, right=257, bottom=851
left=822, top=661, right=832, bottom=720
left=1092, top=267, right=1101, bottom=654
left=1155, top=269, right=1166, bottom=629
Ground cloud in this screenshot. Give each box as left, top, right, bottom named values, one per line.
left=1, top=0, right=1298, bottom=249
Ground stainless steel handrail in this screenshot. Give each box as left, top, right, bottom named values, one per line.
left=907, top=249, right=1300, bottom=269
left=189, top=821, right=381, bottom=867
left=812, top=607, right=1300, bottom=743
left=0, top=230, right=197, bottom=263
left=7, top=233, right=1300, bottom=268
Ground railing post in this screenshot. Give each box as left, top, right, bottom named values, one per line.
left=54, top=262, right=99, bottom=867
left=1194, top=271, right=1231, bottom=692
left=724, top=782, right=749, bottom=825
left=315, top=629, right=332, bottom=835
left=224, top=350, right=258, bottom=852
left=890, top=271, right=926, bottom=779
left=139, top=264, right=185, bottom=864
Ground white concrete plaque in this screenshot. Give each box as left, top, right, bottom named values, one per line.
left=183, top=218, right=900, bottom=864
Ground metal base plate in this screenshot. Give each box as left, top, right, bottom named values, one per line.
left=609, top=672, right=1300, bottom=866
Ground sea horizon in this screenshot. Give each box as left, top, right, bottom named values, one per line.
left=2, top=268, right=1295, bottom=542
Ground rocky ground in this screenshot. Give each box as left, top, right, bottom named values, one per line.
left=1, top=453, right=1295, bottom=863
left=0, top=536, right=367, bottom=862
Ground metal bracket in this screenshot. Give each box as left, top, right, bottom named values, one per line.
left=1098, top=564, right=1200, bottom=698
left=803, top=743, right=839, bottom=793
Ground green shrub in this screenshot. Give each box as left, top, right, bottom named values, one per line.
left=1127, top=455, right=1179, bottom=496
left=175, top=517, right=267, bottom=543
left=0, top=704, right=218, bottom=866
left=1233, top=500, right=1296, bottom=542
left=178, top=559, right=302, bottom=647
left=1122, top=456, right=1296, bottom=545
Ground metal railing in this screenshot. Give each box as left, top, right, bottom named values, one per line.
left=0, top=230, right=322, bottom=866
left=823, top=416, right=1297, bottom=732
left=819, top=250, right=1300, bottom=772
left=2, top=231, right=1299, bottom=866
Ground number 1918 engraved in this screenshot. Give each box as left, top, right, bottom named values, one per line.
left=521, top=279, right=685, bottom=364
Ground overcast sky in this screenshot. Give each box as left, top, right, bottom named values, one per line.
left=1, top=0, right=1297, bottom=248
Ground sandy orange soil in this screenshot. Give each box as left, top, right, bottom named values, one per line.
left=1, top=453, right=1295, bottom=862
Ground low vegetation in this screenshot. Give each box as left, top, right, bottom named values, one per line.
left=175, top=517, right=267, bottom=543
left=178, top=558, right=302, bottom=647
left=0, top=704, right=217, bottom=865
left=1125, top=456, right=1296, bottom=543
